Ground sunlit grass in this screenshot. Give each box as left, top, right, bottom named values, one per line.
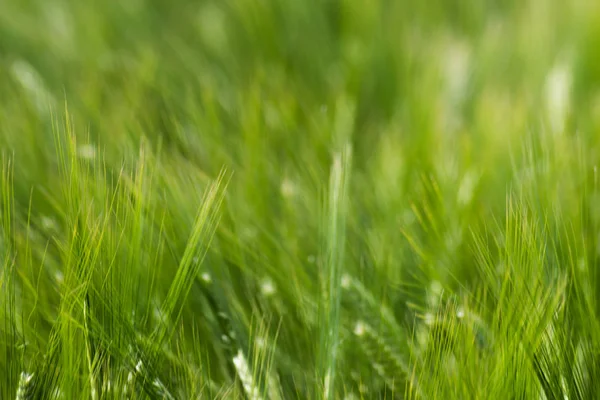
left=2, top=0, right=600, bottom=398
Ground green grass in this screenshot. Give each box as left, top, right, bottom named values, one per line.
left=2, top=0, right=600, bottom=398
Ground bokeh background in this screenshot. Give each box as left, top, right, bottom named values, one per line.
left=3, top=0, right=600, bottom=398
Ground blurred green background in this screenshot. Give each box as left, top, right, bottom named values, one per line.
left=3, top=0, right=600, bottom=398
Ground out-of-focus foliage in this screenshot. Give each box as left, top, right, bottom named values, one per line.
left=2, top=0, right=600, bottom=398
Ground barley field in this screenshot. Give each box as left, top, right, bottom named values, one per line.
left=2, top=0, right=600, bottom=399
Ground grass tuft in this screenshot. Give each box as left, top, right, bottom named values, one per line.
left=2, top=0, right=600, bottom=398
